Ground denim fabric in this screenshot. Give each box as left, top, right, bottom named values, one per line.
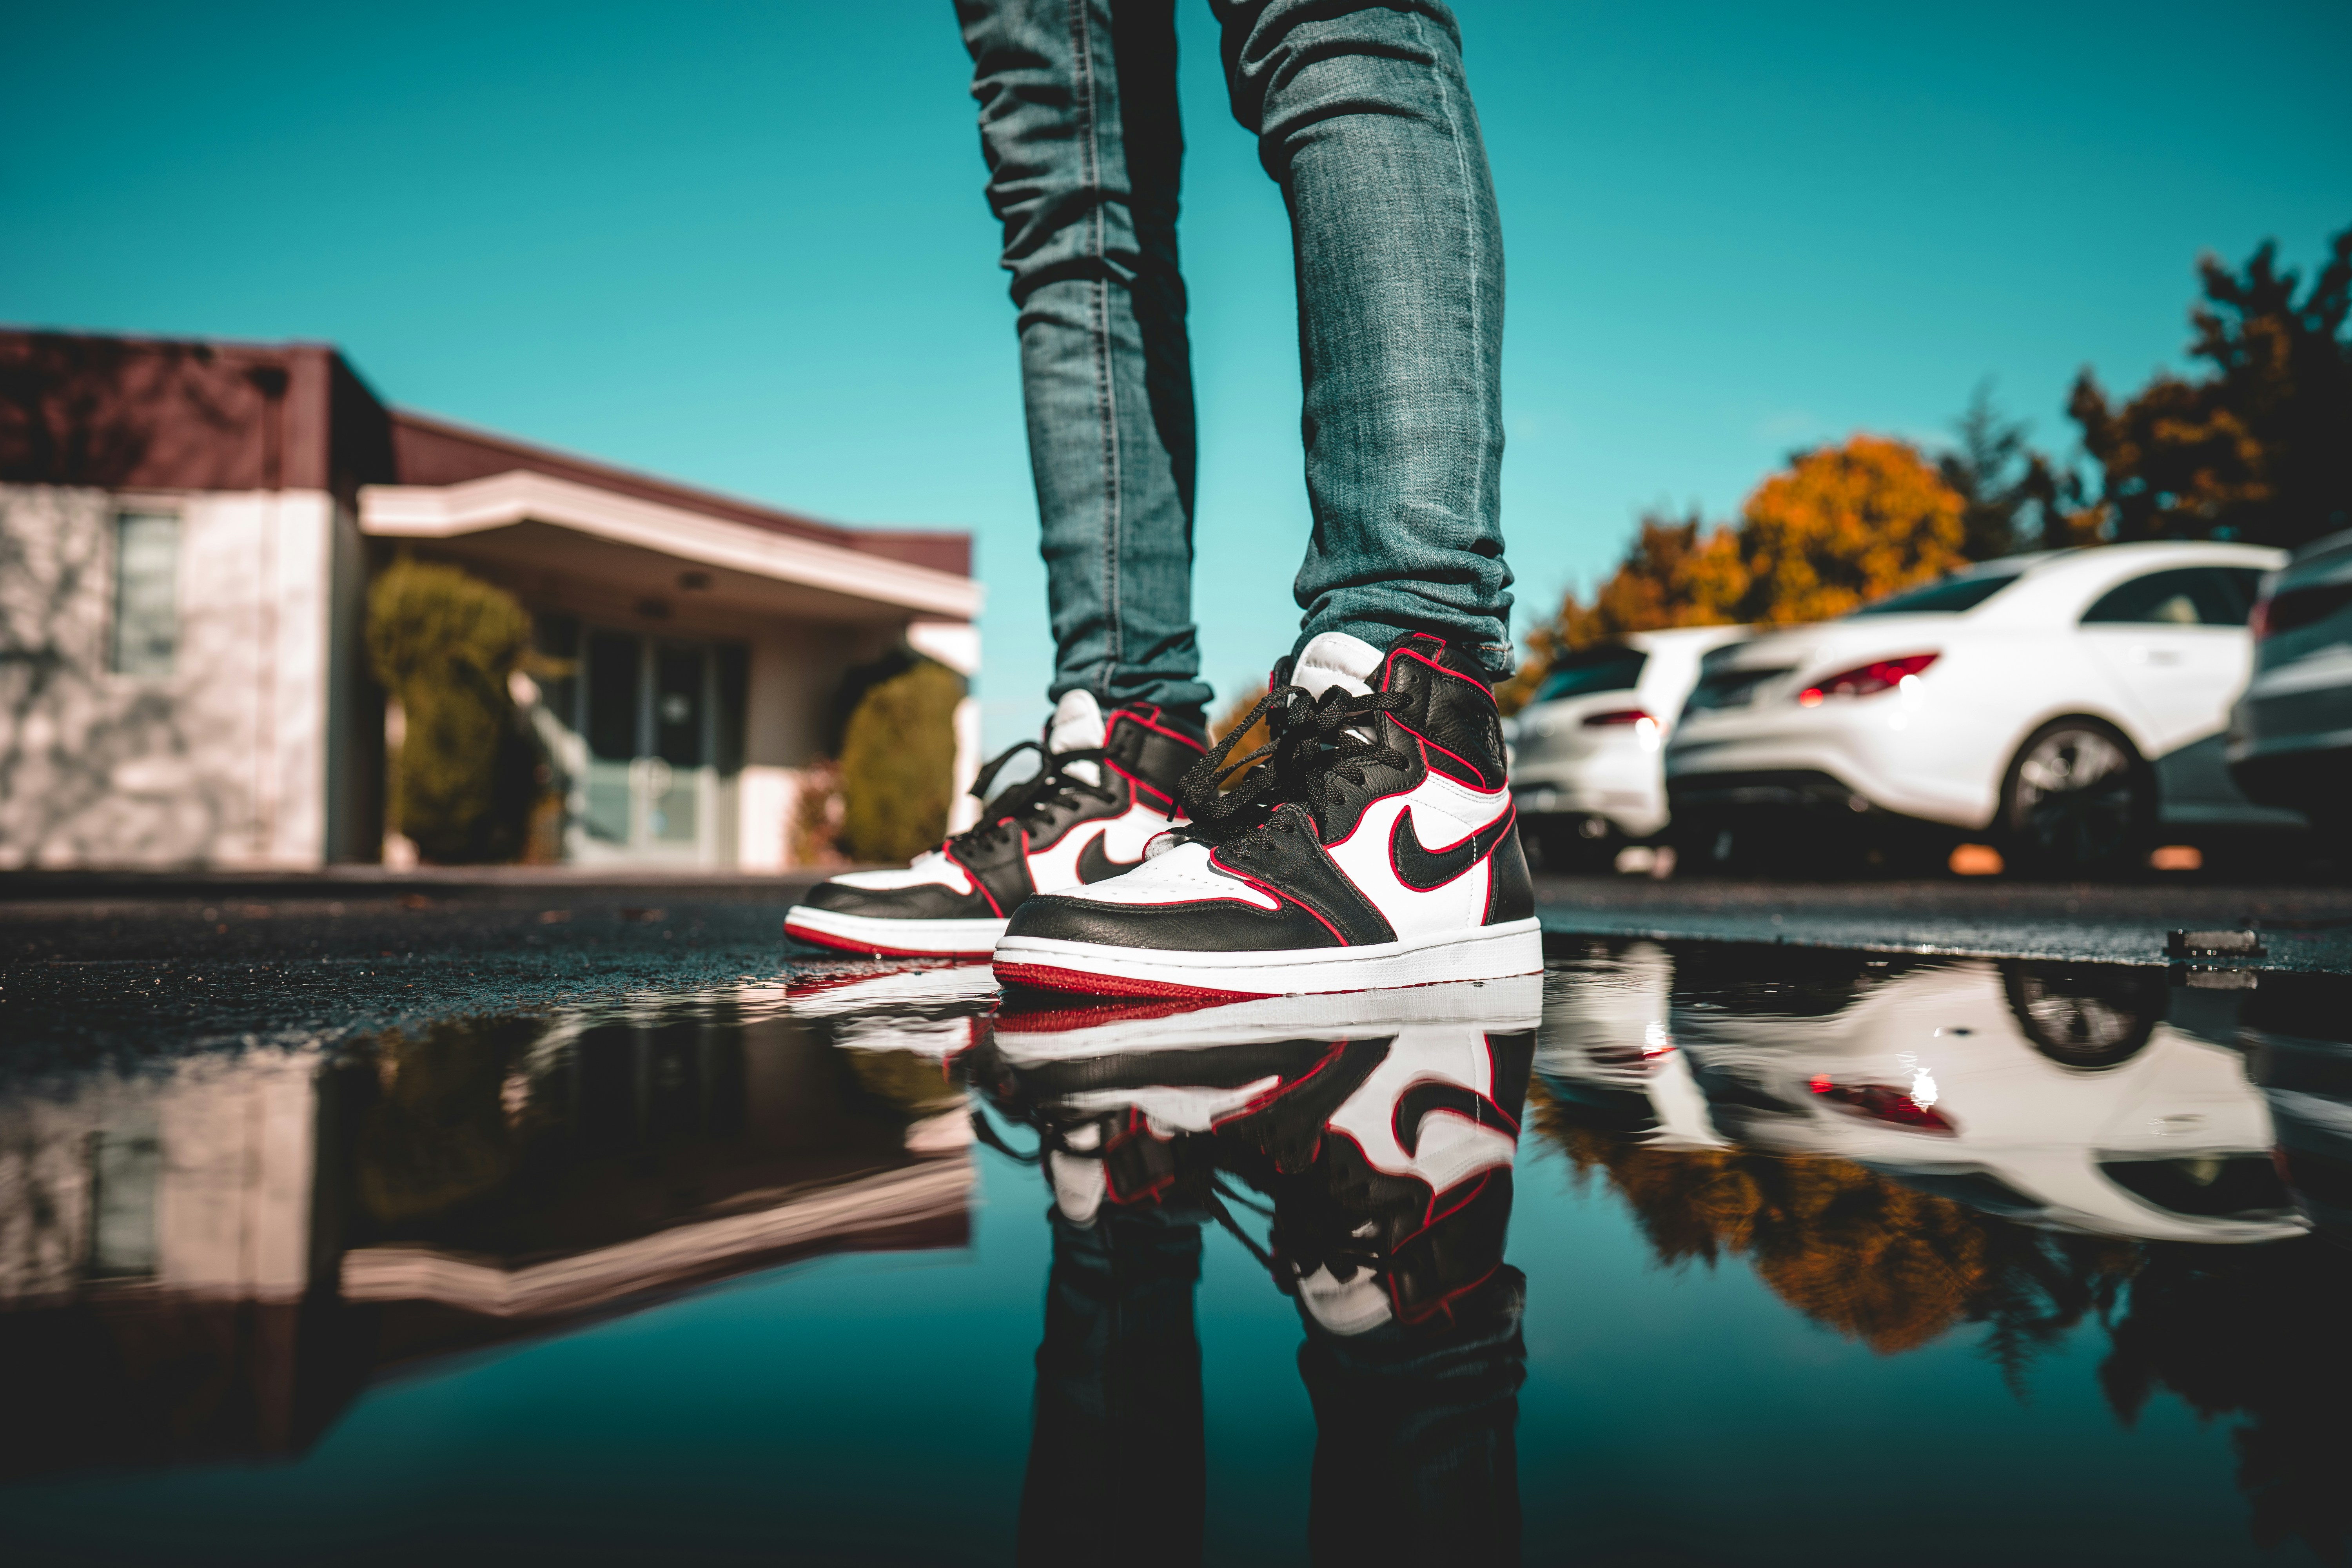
left=958, top=0, right=1515, bottom=703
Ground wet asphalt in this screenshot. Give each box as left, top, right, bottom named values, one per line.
left=2, top=867, right=2347, bottom=1065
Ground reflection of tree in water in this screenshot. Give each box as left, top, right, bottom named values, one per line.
left=354, top=1016, right=541, bottom=1223
left=1537, top=1086, right=2352, bottom=1557
left=2100, top=1241, right=2352, bottom=1562
left=1532, top=1087, right=2132, bottom=1377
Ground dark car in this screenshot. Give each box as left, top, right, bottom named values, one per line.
left=2229, top=528, right=2352, bottom=854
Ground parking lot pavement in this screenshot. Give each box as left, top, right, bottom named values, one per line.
left=1532, top=872, right=2352, bottom=971
left=0, top=875, right=833, bottom=1064
left=5, top=868, right=2347, bottom=1064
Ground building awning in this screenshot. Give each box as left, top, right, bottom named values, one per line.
left=359, top=469, right=983, bottom=621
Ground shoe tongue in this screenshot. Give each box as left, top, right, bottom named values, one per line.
left=1289, top=633, right=1384, bottom=700
left=1047, top=690, right=1107, bottom=786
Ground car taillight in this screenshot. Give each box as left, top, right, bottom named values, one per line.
left=1797, top=653, right=1939, bottom=707
left=1582, top=708, right=1654, bottom=726
left=1808, top=1073, right=1956, bottom=1134
left=2249, top=597, right=2273, bottom=641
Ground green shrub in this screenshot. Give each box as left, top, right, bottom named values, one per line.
left=367, top=557, right=540, bottom=864
left=837, top=655, right=962, bottom=863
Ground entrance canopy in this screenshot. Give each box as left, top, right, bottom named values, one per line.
left=360, top=467, right=981, bottom=624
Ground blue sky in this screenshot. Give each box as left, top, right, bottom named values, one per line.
left=7, top=1, right=2347, bottom=750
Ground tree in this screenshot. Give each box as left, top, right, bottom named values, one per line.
left=837, top=655, right=963, bottom=863
left=1503, top=436, right=1967, bottom=710
left=1209, top=681, right=1272, bottom=785
left=1497, top=508, right=1748, bottom=712
left=1940, top=382, right=2100, bottom=557
left=1735, top=434, right=1967, bottom=624
left=366, top=557, right=540, bottom=864
left=2069, top=225, right=2352, bottom=548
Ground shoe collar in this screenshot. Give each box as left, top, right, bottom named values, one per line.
left=1289, top=632, right=1384, bottom=700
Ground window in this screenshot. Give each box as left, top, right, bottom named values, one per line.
left=111, top=513, right=180, bottom=676
left=2081, top=567, right=2250, bottom=627
left=89, top=1130, right=162, bottom=1279
left=1849, top=568, right=2023, bottom=617
left=1532, top=645, right=1647, bottom=704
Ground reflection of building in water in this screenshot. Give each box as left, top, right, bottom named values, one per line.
left=0, top=995, right=971, bottom=1480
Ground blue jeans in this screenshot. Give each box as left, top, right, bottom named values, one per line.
left=956, top=0, right=1514, bottom=720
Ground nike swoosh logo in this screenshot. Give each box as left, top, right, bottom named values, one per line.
left=1388, top=803, right=1515, bottom=891
left=1394, top=1080, right=1521, bottom=1154
left=1076, top=831, right=1140, bottom=885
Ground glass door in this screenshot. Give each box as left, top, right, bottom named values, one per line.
left=573, top=630, right=717, bottom=862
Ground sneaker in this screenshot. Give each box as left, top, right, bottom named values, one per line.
left=992, top=630, right=1540, bottom=997
left=969, top=980, right=1538, bottom=1329
left=784, top=693, right=1205, bottom=958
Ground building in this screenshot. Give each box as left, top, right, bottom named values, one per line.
left=0, top=328, right=981, bottom=871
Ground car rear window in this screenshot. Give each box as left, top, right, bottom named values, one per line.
left=2081, top=566, right=2252, bottom=626
left=1533, top=645, right=1647, bottom=703
left=1849, top=570, right=2022, bottom=616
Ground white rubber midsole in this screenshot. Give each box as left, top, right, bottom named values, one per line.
left=993, top=918, right=1543, bottom=997
left=784, top=904, right=1007, bottom=956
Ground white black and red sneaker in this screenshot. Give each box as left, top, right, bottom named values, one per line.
left=967, top=980, right=1538, bottom=1329
left=992, top=630, right=1541, bottom=997
left=784, top=693, right=1205, bottom=959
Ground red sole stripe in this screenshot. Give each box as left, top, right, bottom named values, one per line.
left=992, top=962, right=1265, bottom=1002
left=784, top=922, right=995, bottom=961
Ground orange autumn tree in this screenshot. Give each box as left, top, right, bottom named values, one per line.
left=1503, top=435, right=1967, bottom=710
left=1499, top=508, right=1747, bottom=711
left=1735, top=434, right=1968, bottom=625
left=1526, top=1085, right=2134, bottom=1367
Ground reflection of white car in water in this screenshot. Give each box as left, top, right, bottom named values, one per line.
left=1508, top=626, right=1749, bottom=869
left=1671, top=958, right=2304, bottom=1244
left=1533, top=941, right=1727, bottom=1148
left=1663, top=541, right=2296, bottom=874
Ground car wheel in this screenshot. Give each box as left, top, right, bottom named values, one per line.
left=1998, top=718, right=2153, bottom=877
left=2000, top=961, right=2166, bottom=1068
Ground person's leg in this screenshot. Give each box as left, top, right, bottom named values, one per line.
left=1212, top=0, right=1514, bottom=681
left=956, top=0, right=1213, bottom=726
left=1016, top=1206, right=1207, bottom=1566
left=1297, top=1270, right=1526, bottom=1564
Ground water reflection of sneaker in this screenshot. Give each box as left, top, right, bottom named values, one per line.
left=977, top=981, right=1537, bottom=1332
left=993, top=632, right=1541, bottom=998
left=783, top=963, right=999, bottom=1056
left=1240, top=1022, right=1534, bottom=1336
left=967, top=1034, right=1347, bottom=1225
left=785, top=693, right=1205, bottom=958
left=992, top=974, right=1543, bottom=1062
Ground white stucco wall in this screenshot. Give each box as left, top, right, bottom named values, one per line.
left=0, top=484, right=338, bottom=868
left=0, top=1049, right=321, bottom=1305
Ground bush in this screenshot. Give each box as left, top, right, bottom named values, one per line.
left=837, top=655, right=962, bottom=862
left=367, top=557, right=540, bottom=864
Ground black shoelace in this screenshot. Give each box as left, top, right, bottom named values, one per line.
left=1173, top=683, right=1411, bottom=844
left=950, top=738, right=1118, bottom=857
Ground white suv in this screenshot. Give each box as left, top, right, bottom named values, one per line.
left=1662, top=541, right=2298, bottom=875
left=1509, top=625, right=1749, bottom=869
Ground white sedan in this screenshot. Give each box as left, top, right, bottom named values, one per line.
left=1508, top=625, right=1749, bottom=868
left=1662, top=541, right=2298, bottom=874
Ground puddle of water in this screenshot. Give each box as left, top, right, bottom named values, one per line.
left=0, top=945, right=2347, bottom=1565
